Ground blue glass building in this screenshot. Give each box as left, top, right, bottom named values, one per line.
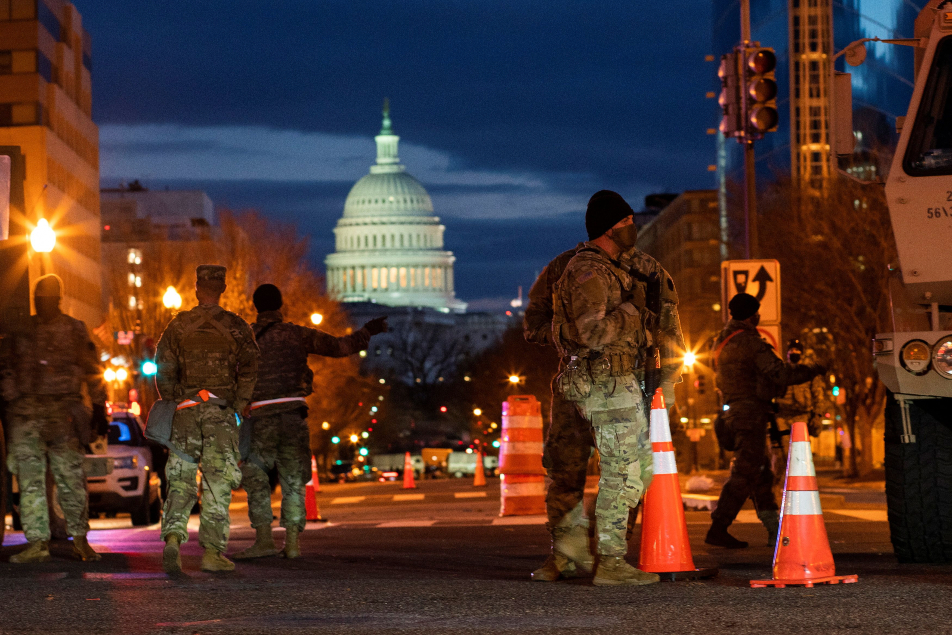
left=713, top=0, right=920, bottom=253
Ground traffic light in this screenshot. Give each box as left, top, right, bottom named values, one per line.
left=744, top=46, right=778, bottom=135
left=697, top=375, right=707, bottom=395
left=141, top=360, right=157, bottom=376
left=718, top=52, right=742, bottom=137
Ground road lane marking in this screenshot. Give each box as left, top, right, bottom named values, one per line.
left=330, top=496, right=366, bottom=505
left=377, top=520, right=437, bottom=527
left=492, top=515, right=546, bottom=525
left=392, top=494, right=425, bottom=502
left=455, top=492, right=487, bottom=499
left=830, top=509, right=888, bottom=522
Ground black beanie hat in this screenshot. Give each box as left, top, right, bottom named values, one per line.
left=253, top=284, right=283, bottom=312
left=728, top=292, right=760, bottom=321
left=585, top=190, right=634, bottom=240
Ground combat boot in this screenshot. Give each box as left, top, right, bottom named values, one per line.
left=592, top=556, right=660, bottom=586
left=531, top=552, right=578, bottom=582
left=9, top=540, right=51, bottom=564
left=553, top=523, right=594, bottom=574
left=201, top=548, right=236, bottom=572
left=758, top=510, right=780, bottom=547
left=705, top=523, right=749, bottom=549
left=281, top=527, right=301, bottom=559
left=163, top=534, right=182, bottom=574
left=71, top=536, right=102, bottom=562
left=232, top=525, right=279, bottom=560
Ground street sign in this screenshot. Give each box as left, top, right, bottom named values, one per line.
left=721, top=259, right=780, bottom=323
left=116, top=330, right=135, bottom=345
left=757, top=324, right=781, bottom=353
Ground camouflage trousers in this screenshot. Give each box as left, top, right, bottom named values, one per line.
left=577, top=376, right=652, bottom=557
left=544, top=376, right=594, bottom=532
left=161, top=403, right=242, bottom=552
left=240, top=409, right=311, bottom=532
left=6, top=397, right=89, bottom=542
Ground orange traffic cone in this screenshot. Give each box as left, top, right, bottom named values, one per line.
left=402, top=452, right=417, bottom=489
left=473, top=450, right=487, bottom=487
left=639, top=389, right=717, bottom=581
left=750, top=421, right=858, bottom=588
left=305, top=456, right=327, bottom=522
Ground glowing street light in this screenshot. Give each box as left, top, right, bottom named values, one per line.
left=310, top=313, right=323, bottom=325
left=104, top=368, right=116, bottom=382
left=163, top=286, right=182, bottom=310
left=349, top=434, right=359, bottom=443
left=321, top=421, right=331, bottom=430
left=684, top=351, right=697, bottom=368
left=115, top=368, right=128, bottom=382
left=30, top=218, right=55, bottom=253
left=508, top=375, right=521, bottom=384
left=473, top=408, right=482, bottom=416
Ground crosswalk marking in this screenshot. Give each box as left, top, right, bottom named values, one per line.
left=830, top=509, right=888, bottom=522
left=392, top=494, right=425, bottom=502
left=492, top=515, right=546, bottom=525
left=454, top=492, right=487, bottom=499
left=330, top=496, right=366, bottom=505
left=377, top=520, right=436, bottom=528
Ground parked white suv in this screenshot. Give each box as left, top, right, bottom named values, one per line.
left=85, top=411, right=162, bottom=526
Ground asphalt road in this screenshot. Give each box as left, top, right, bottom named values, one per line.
left=0, top=478, right=949, bottom=634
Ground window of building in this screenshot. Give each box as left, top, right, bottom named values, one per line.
left=372, top=267, right=379, bottom=289
left=399, top=267, right=407, bottom=288
left=410, top=267, right=417, bottom=287
left=390, top=267, right=397, bottom=284
left=424, top=267, right=431, bottom=287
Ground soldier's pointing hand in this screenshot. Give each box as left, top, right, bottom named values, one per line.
left=363, top=316, right=389, bottom=336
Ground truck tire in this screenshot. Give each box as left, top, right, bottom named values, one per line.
left=884, top=391, right=952, bottom=563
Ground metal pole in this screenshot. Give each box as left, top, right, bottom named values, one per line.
left=740, top=0, right=757, bottom=259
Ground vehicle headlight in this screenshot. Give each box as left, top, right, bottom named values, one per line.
left=872, top=337, right=893, bottom=355
left=900, top=340, right=931, bottom=376
left=113, top=456, right=138, bottom=470
left=933, top=337, right=952, bottom=379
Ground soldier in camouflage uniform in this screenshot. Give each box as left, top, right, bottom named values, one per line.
left=706, top=294, right=824, bottom=549
left=1, top=274, right=108, bottom=563
left=552, top=190, right=682, bottom=586
left=775, top=339, right=829, bottom=438
left=233, top=284, right=386, bottom=560
left=523, top=243, right=596, bottom=582
left=155, top=265, right=259, bottom=573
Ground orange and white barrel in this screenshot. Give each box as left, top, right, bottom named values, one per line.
left=499, top=395, right=546, bottom=516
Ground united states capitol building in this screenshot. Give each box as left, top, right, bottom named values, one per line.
left=325, top=103, right=466, bottom=313
left=326, top=103, right=510, bottom=380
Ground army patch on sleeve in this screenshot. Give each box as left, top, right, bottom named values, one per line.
left=577, top=271, right=596, bottom=284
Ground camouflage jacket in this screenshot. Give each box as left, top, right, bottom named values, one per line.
left=523, top=245, right=583, bottom=347
left=619, top=247, right=685, bottom=400
left=0, top=311, right=106, bottom=404
left=712, top=319, right=818, bottom=408
left=552, top=243, right=647, bottom=374
left=155, top=303, right=258, bottom=413
left=776, top=372, right=829, bottom=420
left=251, top=310, right=370, bottom=412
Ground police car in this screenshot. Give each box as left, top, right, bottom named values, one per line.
left=85, top=407, right=163, bottom=526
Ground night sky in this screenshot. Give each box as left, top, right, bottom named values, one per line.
left=80, top=1, right=718, bottom=310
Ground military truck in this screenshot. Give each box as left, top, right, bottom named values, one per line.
left=835, top=0, right=952, bottom=562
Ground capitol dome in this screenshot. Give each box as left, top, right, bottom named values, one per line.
left=325, top=102, right=466, bottom=312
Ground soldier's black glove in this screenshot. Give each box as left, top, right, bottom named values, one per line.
left=811, top=363, right=828, bottom=377
left=363, top=316, right=389, bottom=336
left=91, top=404, right=109, bottom=437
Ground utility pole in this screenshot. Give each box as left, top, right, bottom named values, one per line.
left=740, top=0, right=758, bottom=260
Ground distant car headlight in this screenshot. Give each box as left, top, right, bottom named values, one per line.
left=113, top=456, right=138, bottom=470
left=933, top=337, right=952, bottom=379
left=900, top=340, right=931, bottom=376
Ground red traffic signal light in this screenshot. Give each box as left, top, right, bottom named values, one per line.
left=439, top=406, right=447, bottom=413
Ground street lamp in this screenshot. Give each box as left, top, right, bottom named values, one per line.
left=321, top=421, right=331, bottom=430
left=104, top=368, right=116, bottom=382
left=349, top=434, right=359, bottom=443
left=115, top=368, right=128, bottom=382
left=310, top=313, right=323, bottom=325
left=508, top=375, right=521, bottom=384
left=163, top=286, right=182, bottom=310
left=684, top=351, right=697, bottom=368
left=30, top=218, right=55, bottom=253
left=473, top=408, right=482, bottom=416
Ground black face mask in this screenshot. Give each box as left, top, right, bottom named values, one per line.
left=788, top=352, right=802, bottom=364
left=608, top=223, right=638, bottom=251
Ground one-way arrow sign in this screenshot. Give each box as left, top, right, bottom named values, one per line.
left=721, top=259, right=780, bottom=324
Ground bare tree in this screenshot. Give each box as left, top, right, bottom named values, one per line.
left=761, top=176, right=896, bottom=477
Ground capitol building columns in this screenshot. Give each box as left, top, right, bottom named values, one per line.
left=325, top=101, right=466, bottom=313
